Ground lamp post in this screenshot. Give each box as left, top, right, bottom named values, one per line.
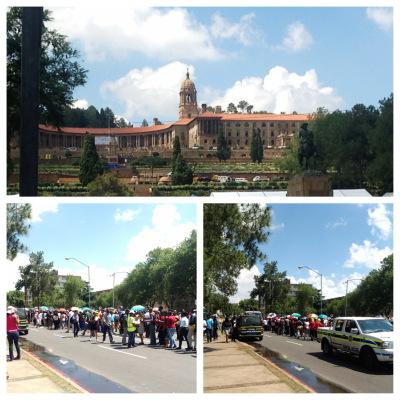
left=344, top=278, right=363, bottom=317
left=65, top=257, right=91, bottom=307
left=110, top=272, right=129, bottom=309
left=298, top=266, right=323, bottom=316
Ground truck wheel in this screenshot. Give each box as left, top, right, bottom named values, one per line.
left=322, top=339, right=332, bottom=356
left=360, top=347, right=378, bottom=369
left=257, top=336, right=263, bottom=341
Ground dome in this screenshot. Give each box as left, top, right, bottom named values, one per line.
left=180, top=70, right=195, bottom=90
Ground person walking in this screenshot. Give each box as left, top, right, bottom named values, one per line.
left=120, top=310, right=128, bottom=345
left=102, top=310, right=115, bottom=343
left=177, top=312, right=190, bottom=350
left=166, top=311, right=177, bottom=349
left=71, top=311, right=80, bottom=337
left=206, top=315, right=213, bottom=343
left=88, top=314, right=99, bottom=342
left=7, top=307, right=21, bottom=361
left=188, top=310, right=196, bottom=351
left=127, top=311, right=137, bottom=348
left=222, top=316, right=232, bottom=343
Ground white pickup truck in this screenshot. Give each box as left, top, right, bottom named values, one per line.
left=317, top=317, right=393, bottom=368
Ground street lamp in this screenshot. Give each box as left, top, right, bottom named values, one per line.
left=65, top=257, right=91, bottom=307
left=343, top=278, right=363, bottom=317
left=110, top=272, right=129, bottom=308
left=298, top=265, right=323, bottom=316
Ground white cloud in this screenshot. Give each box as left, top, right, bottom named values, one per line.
left=230, top=265, right=260, bottom=303
left=30, top=203, right=59, bottom=223
left=125, top=205, right=196, bottom=265
left=102, top=62, right=192, bottom=121
left=210, top=66, right=342, bottom=114
left=367, top=204, right=392, bottom=240
left=269, top=209, right=284, bottom=231
left=48, top=7, right=221, bottom=62
left=289, top=269, right=365, bottom=300
left=366, top=8, right=393, bottom=31
left=72, top=99, right=89, bottom=109
left=5, top=253, right=30, bottom=291
left=325, top=217, right=347, bottom=230
left=114, top=208, right=142, bottom=223
left=280, top=21, right=313, bottom=52
left=344, top=240, right=392, bottom=269
left=210, top=13, right=257, bottom=45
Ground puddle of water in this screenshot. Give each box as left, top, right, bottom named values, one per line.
left=20, top=338, right=132, bottom=393
left=251, top=343, right=348, bottom=393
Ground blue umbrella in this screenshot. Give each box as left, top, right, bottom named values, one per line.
left=319, top=314, right=328, bottom=319
left=81, top=307, right=92, bottom=312
left=292, top=313, right=301, bottom=318
left=131, top=305, right=145, bottom=312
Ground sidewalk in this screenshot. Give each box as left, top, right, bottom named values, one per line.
left=204, top=338, right=311, bottom=393
left=6, top=348, right=87, bottom=393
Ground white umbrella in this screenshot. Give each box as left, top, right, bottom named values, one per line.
left=70, top=307, right=79, bottom=311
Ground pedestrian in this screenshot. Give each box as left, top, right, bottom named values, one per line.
left=148, top=309, right=157, bottom=346
left=127, top=311, right=136, bottom=348
left=222, top=316, right=232, bottom=343
left=120, top=310, right=129, bottom=345
left=212, top=315, right=218, bottom=340
left=188, top=309, right=196, bottom=351
left=136, top=313, right=145, bottom=345
left=166, top=311, right=177, bottom=349
left=206, top=315, right=213, bottom=343
left=102, top=310, right=115, bottom=343
left=7, top=307, right=21, bottom=361
left=72, top=311, right=80, bottom=337
left=157, top=310, right=167, bottom=347
left=60, top=312, right=66, bottom=330
left=88, top=315, right=98, bottom=342
left=177, top=312, right=190, bottom=350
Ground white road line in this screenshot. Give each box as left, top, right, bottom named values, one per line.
left=286, top=340, right=303, bottom=346
left=98, top=345, right=147, bottom=359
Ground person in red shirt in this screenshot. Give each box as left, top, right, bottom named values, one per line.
left=7, top=307, right=21, bottom=361
left=165, top=311, right=177, bottom=349
left=309, top=318, right=316, bottom=341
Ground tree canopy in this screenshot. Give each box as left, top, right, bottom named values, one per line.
left=7, top=203, right=31, bottom=260
left=204, top=204, right=271, bottom=300
left=216, top=128, right=231, bottom=162
left=250, top=128, right=264, bottom=163
left=79, top=134, right=104, bottom=186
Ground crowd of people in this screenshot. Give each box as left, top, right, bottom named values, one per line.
left=7, top=305, right=197, bottom=362
left=204, top=312, right=334, bottom=343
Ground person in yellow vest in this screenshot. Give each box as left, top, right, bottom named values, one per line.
left=127, top=311, right=137, bottom=348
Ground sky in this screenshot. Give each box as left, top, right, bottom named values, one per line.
left=6, top=203, right=196, bottom=292
left=45, top=6, right=393, bottom=125
left=231, top=203, right=393, bottom=303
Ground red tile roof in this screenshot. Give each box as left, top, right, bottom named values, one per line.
left=172, top=118, right=195, bottom=126
left=39, top=123, right=174, bottom=136
left=219, top=113, right=310, bottom=121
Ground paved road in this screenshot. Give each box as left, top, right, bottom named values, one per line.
left=255, top=332, right=392, bottom=393
left=23, top=326, right=196, bottom=393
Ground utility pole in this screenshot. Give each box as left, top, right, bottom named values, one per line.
left=20, top=7, right=43, bottom=196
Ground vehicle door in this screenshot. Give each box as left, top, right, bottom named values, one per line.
left=331, top=319, right=345, bottom=350
left=344, top=319, right=360, bottom=354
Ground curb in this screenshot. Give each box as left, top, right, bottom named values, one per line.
left=238, top=341, right=315, bottom=393
left=20, top=348, right=90, bottom=393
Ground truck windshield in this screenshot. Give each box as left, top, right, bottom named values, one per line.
left=357, top=319, right=393, bottom=334
left=240, top=316, right=261, bottom=326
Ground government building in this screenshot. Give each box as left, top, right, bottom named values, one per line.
left=38, top=71, right=310, bottom=161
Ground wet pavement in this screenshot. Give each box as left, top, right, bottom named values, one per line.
left=21, top=338, right=131, bottom=393
left=250, top=343, right=347, bottom=393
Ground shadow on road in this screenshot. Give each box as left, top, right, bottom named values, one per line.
left=307, top=352, right=393, bottom=376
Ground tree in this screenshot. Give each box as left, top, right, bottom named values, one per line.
left=171, top=154, right=193, bottom=185
left=237, top=100, right=249, bottom=113
left=7, top=290, right=25, bottom=307
left=87, top=173, right=131, bottom=196
left=142, top=119, right=149, bottom=127
left=7, top=7, right=87, bottom=136
left=204, top=204, right=271, bottom=301
left=79, top=134, right=104, bottom=185
left=295, top=283, right=319, bottom=314
left=15, top=251, right=57, bottom=307
left=246, top=105, right=254, bottom=114
left=7, top=203, right=31, bottom=260
left=216, top=128, right=231, bottom=162
left=172, top=136, right=181, bottom=164
left=276, top=135, right=302, bottom=175
left=250, top=128, right=264, bottom=163
left=64, top=276, right=85, bottom=308
left=227, top=103, right=237, bottom=113
left=238, top=298, right=258, bottom=311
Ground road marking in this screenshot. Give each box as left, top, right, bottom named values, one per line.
left=59, top=359, right=69, bottom=365
left=98, top=345, right=147, bottom=359
left=286, top=340, right=303, bottom=346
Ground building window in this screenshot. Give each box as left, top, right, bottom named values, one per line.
left=228, top=139, right=231, bottom=145
left=235, top=122, right=241, bottom=127
left=271, top=139, right=275, bottom=145
left=270, top=122, right=274, bottom=127
left=292, top=123, right=296, bottom=127
left=213, top=139, right=216, bottom=144
left=271, top=131, right=274, bottom=137
left=244, top=122, right=249, bottom=127
left=262, top=122, right=266, bottom=127
left=226, top=122, right=231, bottom=127
left=204, top=139, right=208, bottom=144
left=245, top=140, right=248, bottom=145
left=237, top=131, right=240, bottom=137
left=228, top=131, right=231, bottom=136
left=263, top=139, right=265, bottom=145
left=237, top=139, right=240, bottom=145
left=245, top=131, right=248, bottom=137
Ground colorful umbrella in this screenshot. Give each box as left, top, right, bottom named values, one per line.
left=319, top=314, right=328, bottom=319
left=131, top=305, right=145, bottom=312
left=70, top=307, right=79, bottom=311
left=39, top=306, right=49, bottom=311
left=292, top=313, right=301, bottom=318
left=81, top=307, right=92, bottom=312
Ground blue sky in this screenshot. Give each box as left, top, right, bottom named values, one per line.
left=232, top=203, right=393, bottom=302
left=6, top=203, right=196, bottom=291
left=47, top=7, right=393, bottom=125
